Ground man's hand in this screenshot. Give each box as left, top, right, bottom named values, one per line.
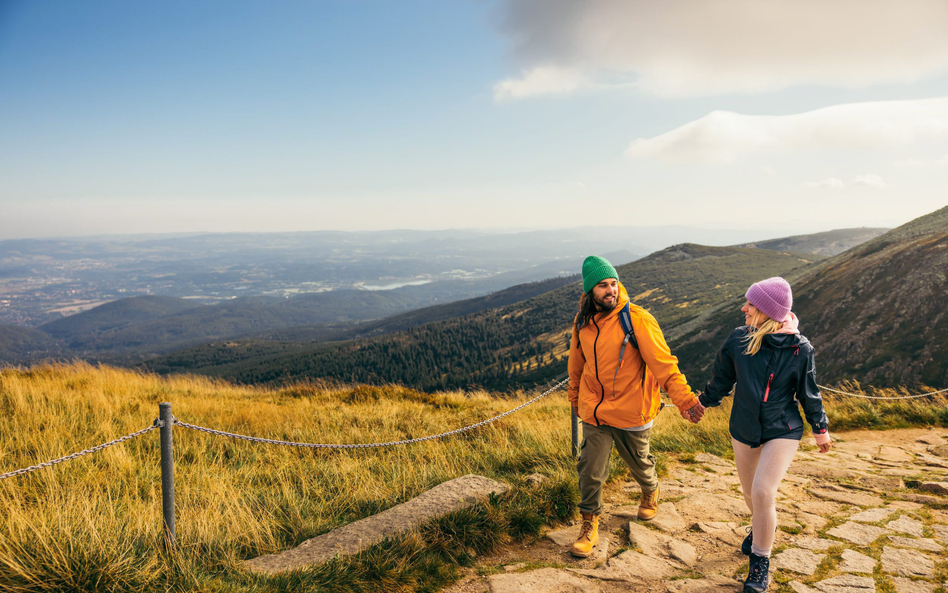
left=681, top=401, right=705, bottom=423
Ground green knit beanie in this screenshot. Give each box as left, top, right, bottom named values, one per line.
left=582, top=255, right=618, bottom=293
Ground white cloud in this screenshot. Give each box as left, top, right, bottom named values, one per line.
left=852, top=174, right=889, bottom=188
left=804, top=178, right=846, bottom=191
left=624, top=97, right=948, bottom=163
left=493, top=66, right=591, bottom=101
left=804, top=175, right=889, bottom=190
left=495, top=0, right=948, bottom=98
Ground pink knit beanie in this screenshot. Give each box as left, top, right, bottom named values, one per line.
left=745, top=277, right=792, bottom=322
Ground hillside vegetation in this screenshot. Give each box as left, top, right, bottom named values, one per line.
left=738, top=227, right=889, bottom=256
left=672, top=205, right=948, bottom=388
left=1, top=363, right=945, bottom=592
left=146, top=245, right=817, bottom=391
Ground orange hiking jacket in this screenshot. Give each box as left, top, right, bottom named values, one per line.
left=567, top=281, right=700, bottom=428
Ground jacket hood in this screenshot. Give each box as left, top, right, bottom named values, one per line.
left=762, top=331, right=810, bottom=349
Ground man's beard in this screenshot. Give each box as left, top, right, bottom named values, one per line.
left=594, top=294, right=617, bottom=312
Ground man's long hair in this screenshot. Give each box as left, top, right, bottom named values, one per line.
left=575, top=291, right=599, bottom=332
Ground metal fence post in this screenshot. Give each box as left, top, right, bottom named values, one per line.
left=571, top=406, right=580, bottom=459
left=159, top=402, right=176, bottom=551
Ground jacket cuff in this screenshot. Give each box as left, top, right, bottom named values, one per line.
left=698, top=393, right=717, bottom=408
left=813, top=430, right=831, bottom=445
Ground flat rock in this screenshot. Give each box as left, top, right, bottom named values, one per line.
left=797, top=512, right=828, bottom=532
left=811, top=574, right=876, bottom=593
left=827, top=521, right=891, bottom=545
left=667, top=539, right=697, bottom=567
left=610, top=504, right=640, bottom=519
left=838, top=549, right=876, bottom=574
left=854, top=473, right=904, bottom=490
left=848, top=507, right=895, bottom=523
left=888, top=501, right=924, bottom=510
left=570, top=549, right=679, bottom=583
left=488, top=568, right=589, bottom=593
left=892, top=492, right=947, bottom=505
left=665, top=575, right=743, bottom=593
left=887, top=516, right=924, bottom=537
left=676, top=492, right=750, bottom=523
left=919, top=482, right=948, bottom=495
left=890, top=577, right=936, bottom=593
left=810, top=487, right=884, bottom=507
left=773, top=548, right=824, bottom=575
left=917, top=433, right=946, bottom=446
left=793, top=537, right=838, bottom=552
left=628, top=521, right=673, bottom=554
left=792, top=500, right=844, bottom=515
left=930, top=444, right=948, bottom=458
left=881, top=546, right=934, bottom=578
left=876, top=446, right=915, bottom=463
left=245, top=474, right=508, bottom=573
left=887, top=536, right=944, bottom=552
left=647, top=502, right=688, bottom=533
left=546, top=528, right=610, bottom=561
left=524, top=473, right=549, bottom=487
left=694, top=452, right=734, bottom=467
left=931, top=524, right=948, bottom=542
left=791, top=461, right=859, bottom=480
left=789, top=582, right=819, bottom=593
left=695, top=521, right=739, bottom=534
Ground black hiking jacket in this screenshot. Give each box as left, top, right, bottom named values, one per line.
left=698, top=327, right=829, bottom=448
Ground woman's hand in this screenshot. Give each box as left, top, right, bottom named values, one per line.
left=682, top=401, right=706, bottom=423
left=817, top=439, right=832, bottom=453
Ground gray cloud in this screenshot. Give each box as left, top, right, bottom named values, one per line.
left=494, top=0, right=948, bottom=99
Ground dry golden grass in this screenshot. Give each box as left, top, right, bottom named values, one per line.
left=0, top=363, right=941, bottom=592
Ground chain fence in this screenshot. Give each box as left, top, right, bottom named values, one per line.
left=817, top=384, right=948, bottom=400
left=0, top=421, right=159, bottom=481
left=175, top=377, right=570, bottom=448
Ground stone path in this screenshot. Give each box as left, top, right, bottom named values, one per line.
left=443, top=428, right=948, bottom=593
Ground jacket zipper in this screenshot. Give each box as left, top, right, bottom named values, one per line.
left=763, top=373, right=774, bottom=402
left=591, top=317, right=606, bottom=426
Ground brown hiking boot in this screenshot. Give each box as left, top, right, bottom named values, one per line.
left=570, top=512, right=599, bottom=557
left=637, top=485, right=660, bottom=521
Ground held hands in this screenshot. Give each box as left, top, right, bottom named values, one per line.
left=681, top=401, right=706, bottom=423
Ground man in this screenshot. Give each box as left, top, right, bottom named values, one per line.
left=567, top=255, right=704, bottom=558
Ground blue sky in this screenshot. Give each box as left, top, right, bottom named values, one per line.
left=2, top=0, right=947, bottom=239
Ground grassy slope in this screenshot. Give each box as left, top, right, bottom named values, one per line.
left=148, top=245, right=818, bottom=391
left=672, top=206, right=948, bottom=388
left=0, top=325, right=58, bottom=362
left=1, top=364, right=944, bottom=592
left=738, top=227, right=889, bottom=257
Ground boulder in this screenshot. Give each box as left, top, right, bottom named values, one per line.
left=810, top=574, right=875, bottom=593
left=930, top=444, right=948, bottom=458
left=918, top=481, right=948, bottom=495
left=665, top=575, right=743, bottom=593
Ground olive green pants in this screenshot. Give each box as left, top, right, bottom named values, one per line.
left=577, top=422, right=658, bottom=516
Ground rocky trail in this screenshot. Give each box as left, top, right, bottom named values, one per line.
left=444, top=428, right=948, bottom=593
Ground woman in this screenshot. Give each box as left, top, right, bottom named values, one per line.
left=692, top=277, right=830, bottom=593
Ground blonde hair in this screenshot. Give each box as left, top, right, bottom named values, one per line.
left=743, top=311, right=783, bottom=356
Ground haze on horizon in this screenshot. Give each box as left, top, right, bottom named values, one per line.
left=2, top=0, right=947, bottom=240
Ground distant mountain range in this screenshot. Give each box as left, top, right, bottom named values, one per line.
left=142, top=244, right=821, bottom=390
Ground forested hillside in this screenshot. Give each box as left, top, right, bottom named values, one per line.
left=148, top=245, right=817, bottom=391
left=672, top=206, right=948, bottom=388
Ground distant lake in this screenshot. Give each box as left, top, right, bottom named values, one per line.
left=360, top=280, right=432, bottom=291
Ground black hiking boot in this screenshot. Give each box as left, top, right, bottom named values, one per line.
left=743, top=553, right=770, bottom=593
left=742, top=526, right=753, bottom=556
